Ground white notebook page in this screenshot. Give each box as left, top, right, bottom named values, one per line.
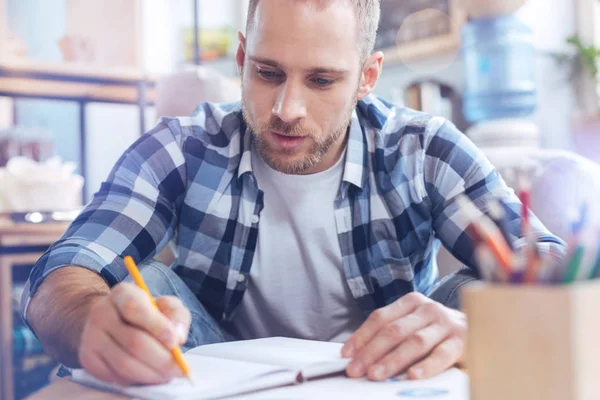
left=72, top=354, right=296, bottom=400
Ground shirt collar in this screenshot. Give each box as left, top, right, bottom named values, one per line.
left=341, top=109, right=367, bottom=191
left=237, top=120, right=254, bottom=180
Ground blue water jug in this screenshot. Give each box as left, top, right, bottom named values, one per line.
left=462, top=14, right=536, bottom=123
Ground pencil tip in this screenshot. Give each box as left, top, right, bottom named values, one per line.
left=187, top=376, right=195, bottom=387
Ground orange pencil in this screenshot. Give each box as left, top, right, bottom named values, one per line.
left=123, top=256, right=194, bottom=386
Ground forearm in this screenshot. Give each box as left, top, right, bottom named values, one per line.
left=26, top=266, right=110, bottom=367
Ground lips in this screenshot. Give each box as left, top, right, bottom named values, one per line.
left=270, top=131, right=306, bottom=150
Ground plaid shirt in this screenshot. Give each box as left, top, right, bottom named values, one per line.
left=23, top=95, right=565, bottom=322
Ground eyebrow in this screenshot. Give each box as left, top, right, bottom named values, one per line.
left=248, top=56, right=349, bottom=76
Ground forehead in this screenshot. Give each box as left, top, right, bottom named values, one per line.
left=246, top=0, right=360, bottom=71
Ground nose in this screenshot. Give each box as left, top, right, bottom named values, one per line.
left=272, top=81, right=307, bottom=124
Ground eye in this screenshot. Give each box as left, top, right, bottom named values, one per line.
left=257, top=67, right=283, bottom=81
left=312, top=77, right=335, bottom=87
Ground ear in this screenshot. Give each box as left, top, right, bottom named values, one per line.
left=236, top=31, right=247, bottom=77
left=357, top=51, right=384, bottom=100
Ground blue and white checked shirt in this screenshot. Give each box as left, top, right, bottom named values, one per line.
left=23, top=95, right=565, bottom=322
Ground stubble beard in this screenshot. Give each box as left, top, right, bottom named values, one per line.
left=241, top=93, right=357, bottom=174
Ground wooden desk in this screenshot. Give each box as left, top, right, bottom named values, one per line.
left=27, top=379, right=128, bottom=400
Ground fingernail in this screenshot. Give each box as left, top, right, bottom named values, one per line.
left=175, top=323, right=188, bottom=343
left=348, top=360, right=365, bottom=377
left=410, top=368, right=423, bottom=380
left=342, top=342, right=354, bottom=358
left=370, top=365, right=386, bottom=380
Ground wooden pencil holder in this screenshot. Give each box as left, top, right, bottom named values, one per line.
left=462, top=280, right=600, bottom=400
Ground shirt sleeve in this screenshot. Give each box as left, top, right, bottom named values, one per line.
left=22, top=117, right=188, bottom=320
left=423, top=119, right=567, bottom=270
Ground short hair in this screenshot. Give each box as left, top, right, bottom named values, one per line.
left=245, top=0, right=381, bottom=63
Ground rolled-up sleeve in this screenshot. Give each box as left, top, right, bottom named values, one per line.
left=22, top=117, right=188, bottom=320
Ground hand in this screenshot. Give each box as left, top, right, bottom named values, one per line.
left=78, top=282, right=192, bottom=386
left=342, top=292, right=466, bottom=381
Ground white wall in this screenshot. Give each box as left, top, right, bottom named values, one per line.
left=84, top=104, right=156, bottom=199
left=141, top=0, right=178, bottom=75
left=517, top=0, right=577, bottom=149
left=0, top=97, right=13, bottom=129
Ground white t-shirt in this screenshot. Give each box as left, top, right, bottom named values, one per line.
left=227, top=145, right=365, bottom=342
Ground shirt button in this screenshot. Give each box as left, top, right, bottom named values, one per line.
left=237, top=273, right=246, bottom=283
left=251, top=214, right=260, bottom=224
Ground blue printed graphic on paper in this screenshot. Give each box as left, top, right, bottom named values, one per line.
left=397, top=388, right=449, bottom=397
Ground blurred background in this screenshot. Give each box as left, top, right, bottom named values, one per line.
left=2, top=0, right=600, bottom=399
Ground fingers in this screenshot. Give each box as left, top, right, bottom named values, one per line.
left=407, top=335, right=465, bottom=380
left=156, top=296, right=191, bottom=345
left=105, top=315, right=181, bottom=380
left=95, top=330, right=171, bottom=386
left=346, top=308, right=434, bottom=378
left=79, top=300, right=174, bottom=385
left=111, top=283, right=180, bottom=348
left=345, top=294, right=467, bottom=382
left=366, top=322, right=451, bottom=381
left=79, top=284, right=192, bottom=385
left=342, top=292, right=425, bottom=358
left=78, top=344, right=117, bottom=384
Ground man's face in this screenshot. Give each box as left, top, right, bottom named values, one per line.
left=239, top=0, right=362, bottom=174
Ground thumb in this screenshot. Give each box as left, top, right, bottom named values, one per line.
left=155, top=296, right=191, bottom=345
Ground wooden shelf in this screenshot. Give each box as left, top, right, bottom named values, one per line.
left=0, top=59, right=148, bottom=80
left=0, top=60, right=156, bottom=104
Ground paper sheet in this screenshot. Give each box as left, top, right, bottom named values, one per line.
left=228, top=367, right=469, bottom=400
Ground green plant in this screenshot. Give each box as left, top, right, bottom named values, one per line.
left=550, top=35, right=600, bottom=114
left=569, top=36, right=600, bottom=83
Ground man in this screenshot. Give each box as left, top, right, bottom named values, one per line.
left=23, top=0, right=564, bottom=386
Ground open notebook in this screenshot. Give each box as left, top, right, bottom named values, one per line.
left=71, top=337, right=469, bottom=400
left=71, top=337, right=352, bottom=400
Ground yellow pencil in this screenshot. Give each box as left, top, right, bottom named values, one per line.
left=123, top=256, right=194, bottom=386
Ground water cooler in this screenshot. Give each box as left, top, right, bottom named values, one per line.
left=459, top=1, right=539, bottom=149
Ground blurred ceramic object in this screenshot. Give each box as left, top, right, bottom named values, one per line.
left=58, top=35, right=95, bottom=63
left=458, top=0, right=526, bottom=19
left=0, top=156, right=83, bottom=212
left=530, top=154, right=600, bottom=237
left=155, top=66, right=241, bottom=117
